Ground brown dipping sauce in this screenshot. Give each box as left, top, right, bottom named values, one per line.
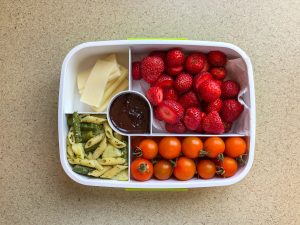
left=109, top=93, right=150, bottom=134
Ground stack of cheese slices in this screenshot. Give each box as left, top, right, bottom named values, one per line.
left=77, top=54, right=128, bottom=111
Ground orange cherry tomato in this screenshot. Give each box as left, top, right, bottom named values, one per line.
left=154, top=159, right=173, bottom=180
left=173, top=157, right=196, bottom=181
left=158, top=137, right=181, bottom=159
left=203, top=137, right=225, bottom=158
left=182, top=137, right=203, bottom=159
left=137, top=139, right=158, bottom=160
left=217, top=156, right=238, bottom=177
left=197, top=160, right=216, bottom=179
left=131, top=158, right=153, bottom=181
left=225, top=137, right=247, bottom=158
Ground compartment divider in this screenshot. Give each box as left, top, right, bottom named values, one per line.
left=128, top=47, right=132, bottom=90
left=64, top=111, right=108, bottom=115
left=146, top=133, right=248, bottom=137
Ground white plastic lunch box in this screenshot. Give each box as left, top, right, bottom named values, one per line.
left=58, top=40, right=255, bottom=188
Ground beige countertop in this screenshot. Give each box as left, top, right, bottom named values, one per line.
left=0, top=0, right=299, bottom=224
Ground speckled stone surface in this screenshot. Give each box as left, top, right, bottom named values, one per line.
left=0, top=0, right=299, bottom=224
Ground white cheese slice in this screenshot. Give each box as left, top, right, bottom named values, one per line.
left=77, top=69, right=91, bottom=94
left=104, top=54, right=121, bottom=77
left=102, top=65, right=128, bottom=102
left=77, top=67, right=121, bottom=95
left=77, top=54, right=121, bottom=95
left=108, top=66, right=121, bottom=80
left=80, top=59, right=115, bottom=107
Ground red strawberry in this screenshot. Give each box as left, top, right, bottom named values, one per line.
left=221, top=80, right=240, bottom=98
left=210, top=67, right=226, bottom=80
left=206, top=98, right=222, bottom=113
left=166, top=66, right=183, bottom=76
left=153, top=75, right=173, bottom=88
left=223, top=121, right=232, bottom=132
left=156, top=100, right=184, bottom=124
left=179, top=91, right=200, bottom=109
left=149, top=51, right=166, bottom=62
left=163, top=87, right=178, bottom=101
left=193, top=72, right=213, bottom=91
left=183, top=107, right=202, bottom=131
left=221, top=99, right=244, bottom=122
left=195, top=112, right=206, bottom=133
left=165, top=120, right=186, bottom=133
left=132, top=61, right=141, bottom=80
left=200, top=58, right=210, bottom=72
left=154, top=107, right=163, bottom=121
left=146, top=87, right=163, bottom=106
left=202, top=111, right=224, bottom=134
left=208, top=51, right=227, bottom=67
left=185, top=53, right=206, bottom=74
left=141, top=56, right=164, bottom=84
left=198, top=79, right=221, bottom=102
left=174, top=72, right=193, bottom=93
left=166, top=48, right=185, bottom=67
left=214, top=79, right=222, bottom=88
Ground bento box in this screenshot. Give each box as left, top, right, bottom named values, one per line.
left=58, top=40, right=255, bottom=188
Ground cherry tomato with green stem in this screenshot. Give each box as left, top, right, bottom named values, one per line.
left=131, top=158, right=153, bottom=181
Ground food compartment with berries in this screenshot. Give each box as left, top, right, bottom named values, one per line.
left=130, top=43, right=251, bottom=135
left=58, top=40, right=255, bottom=188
